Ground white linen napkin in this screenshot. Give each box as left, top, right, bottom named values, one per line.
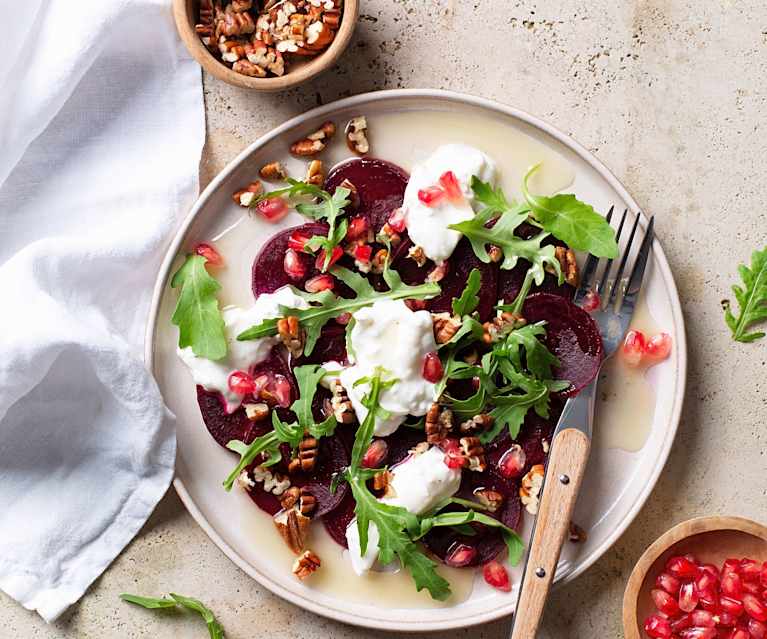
left=0, top=0, right=204, bottom=622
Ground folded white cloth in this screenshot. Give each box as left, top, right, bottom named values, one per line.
left=0, top=0, right=204, bottom=622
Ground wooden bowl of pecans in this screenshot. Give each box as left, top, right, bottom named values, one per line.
left=173, top=0, right=358, bottom=91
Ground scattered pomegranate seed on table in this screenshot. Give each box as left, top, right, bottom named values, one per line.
left=194, top=242, right=224, bottom=267
left=643, top=555, right=767, bottom=638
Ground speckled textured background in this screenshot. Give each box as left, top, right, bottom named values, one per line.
left=4, top=0, right=767, bottom=636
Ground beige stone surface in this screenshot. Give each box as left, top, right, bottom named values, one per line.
left=4, top=0, right=767, bottom=636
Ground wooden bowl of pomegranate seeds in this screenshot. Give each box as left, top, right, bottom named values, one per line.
left=173, top=0, right=359, bottom=91
left=623, top=516, right=767, bottom=639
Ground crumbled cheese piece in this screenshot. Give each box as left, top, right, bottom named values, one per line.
left=253, top=465, right=291, bottom=495
left=236, top=470, right=255, bottom=491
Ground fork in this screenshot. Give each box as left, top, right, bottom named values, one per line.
left=509, top=208, right=655, bottom=639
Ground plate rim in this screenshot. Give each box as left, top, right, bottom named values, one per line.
left=145, top=88, right=687, bottom=631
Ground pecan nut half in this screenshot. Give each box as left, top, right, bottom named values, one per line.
left=290, top=121, right=336, bottom=157
left=293, top=550, right=321, bottom=579
left=549, top=246, right=579, bottom=287
left=345, top=116, right=370, bottom=155
left=274, top=507, right=311, bottom=554
left=306, top=159, right=324, bottom=186
left=288, top=434, right=319, bottom=473
left=460, top=436, right=486, bottom=472
left=432, top=312, right=462, bottom=345
left=425, top=403, right=453, bottom=444
left=277, top=315, right=304, bottom=357
left=259, top=161, right=287, bottom=181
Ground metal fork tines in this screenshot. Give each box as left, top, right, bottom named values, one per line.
left=573, top=209, right=655, bottom=358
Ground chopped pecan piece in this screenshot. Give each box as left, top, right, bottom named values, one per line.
left=554, top=246, right=579, bottom=287
left=427, top=261, right=449, bottom=283
left=233, top=59, right=267, bottom=77
left=520, top=464, right=545, bottom=515
left=372, top=469, right=393, bottom=496
left=460, top=436, right=486, bottom=472
left=459, top=413, right=494, bottom=434
left=280, top=486, right=317, bottom=516
left=218, top=7, right=256, bottom=37
left=290, top=121, right=335, bottom=157
left=306, top=159, right=324, bottom=186
left=376, top=222, right=401, bottom=246
left=407, top=245, right=427, bottom=267
left=219, top=38, right=247, bottom=63
left=425, top=403, right=453, bottom=444
left=230, top=0, right=253, bottom=11
left=474, top=488, right=504, bottom=513
left=277, top=315, right=304, bottom=357
left=273, top=507, right=311, bottom=554
left=232, top=180, right=263, bottom=207
left=339, top=178, right=360, bottom=210
left=371, top=248, right=388, bottom=274
left=345, top=116, right=369, bottom=155
left=244, top=402, right=270, bottom=422
left=279, top=486, right=301, bottom=510
left=293, top=550, right=321, bottom=579
left=432, top=312, right=461, bottom=344
left=259, top=161, right=287, bottom=181
left=488, top=245, right=503, bottom=263
left=481, top=311, right=526, bottom=344
left=330, top=380, right=355, bottom=423
left=289, top=434, right=319, bottom=473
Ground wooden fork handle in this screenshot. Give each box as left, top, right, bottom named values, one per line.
left=510, top=427, right=591, bottom=639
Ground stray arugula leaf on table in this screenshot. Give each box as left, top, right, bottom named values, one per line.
left=257, top=179, right=351, bottom=271
left=723, top=245, right=767, bottom=343
left=522, top=164, right=618, bottom=259
left=171, top=254, right=227, bottom=360
left=120, top=592, right=224, bottom=639
left=223, top=364, right=337, bottom=490
left=237, top=259, right=440, bottom=355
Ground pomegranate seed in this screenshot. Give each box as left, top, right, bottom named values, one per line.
left=721, top=596, right=745, bottom=617
left=335, top=312, right=352, bottom=325
left=744, top=594, right=767, bottom=622
left=690, top=610, right=716, bottom=628
left=405, top=298, right=428, bottom=311
left=439, top=171, right=463, bottom=201
left=699, top=590, right=721, bottom=613
left=730, top=630, right=750, bottom=639
left=723, top=572, right=744, bottom=598
left=253, top=374, right=270, bottom=395
left=422, top=352, right=444, bottom=383
left=684, top=554, right=700, bottom=564
left=697, top=569, right=719, bottom=594
left=744, top=582, right=762, bottom=595
left=228, top=370, right=257, bottom=395
left=482, top=560, right=511, bottom=592
left=446, top=543, right=477, bottom=567
left=653, top=588, right=681, bottom=616
left=748, top=619, right=767, bottom=639
left=724, top=559, right=741, bottom=575
left=418, top=185, right=446, bottom=207
left=361, top=440, right=388, bottom=469
left=760, top=563, right=767, bottom=588
left=644, top=332, right=672, bottom=362
left=387, top=208, right=407, bottom=233
left=680, top=629, right=717, bottom=639
left=270, top=374, right=292, bottom=408
left=743, top=561, right=763, bottom=583
left=315, top=245, right=343, bottom=270
left=623, top=329, right=647, bottom=366
left=498, top=444, right=527, bottom=478
left=194, top=242, right=224, bottom=266
left=701, top=564, right=720, bottom=577
left=256, top=196, right=289, bottom=222
left=288, top=230, right=313, bottom=252
left=668, top=556, right=699, bottom=581
left=671, top=614, right=693, bottom=633
left=441, top=439, right=465, bottom=469
left=657, top=572, right=682, bottom=595
left=680, top=581, right=700, bottom=612
left=581, top=289, right=601, bottom=312
left=644, top=614, right=673, bottom=638
left=716, top=610, right=738, bottom=627
left=284, top=248, right=307, bottom=281
left=305, top=274, right=335, bottom=293
left=345, top=216, right=369, bottom=241
left=353, top=244, right=372, bottom=263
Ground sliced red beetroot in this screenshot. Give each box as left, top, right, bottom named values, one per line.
left=295, top=323, right=348, bottom=366
left=246, top=434, right=350, bottom=517
left=196, top=347, right=296, bottom=448
left=391, top=237, right=499, bottom=322
left=323, top=491, right=356, bottom=548
left=522, top=293, right=603, bottom=397
left=325, top=158, right=409, bottom=232
left=252, top=222, right=328, bottom=296
left=422, top=471, right=523, bottom=566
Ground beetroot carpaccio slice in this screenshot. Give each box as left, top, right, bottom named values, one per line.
left=325, top=158, right=409, bottom=231
left=251, top=222, right=329, bottom=296
left=522, top=293, right=603, bottom=397
left=391, top=237, right=500, bottom=322
left=323, top=491, right=356, bottom=548
left=196, top=347, right=295, bottom=448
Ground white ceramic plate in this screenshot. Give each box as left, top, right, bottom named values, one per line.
left=146, top=89, right=686, bottom=631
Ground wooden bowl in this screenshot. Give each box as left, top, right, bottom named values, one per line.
left=623, top=516, right=767, bottom=638
left=172, top=0, right=359, bottom=91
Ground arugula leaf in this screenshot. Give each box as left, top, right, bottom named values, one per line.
left=522, top=164, right=618, bottom=259
left=223, top=431, right=281, bottom=490
left=494, top=322, right=560, bottom=380
left=258, top=179, right=351, bottom=271
left=291, top=364, right=337, bottom=438
left=120, top=593, right=225, bottom=639
left=452, top=268, right=482, bottom=316
left=237, top=261, right=440, bottom=355
left=171, top=254, right=227, bottom=360
left=724, top=246, right=767, bottom=343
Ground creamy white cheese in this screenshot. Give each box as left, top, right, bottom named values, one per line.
left=345, top=446, right=462, bottom=575
left=177, top=286, right=308, bottom=414
left=403, top=144, right=497, bottom=264
left=339, top=299, right=438, bottom=437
